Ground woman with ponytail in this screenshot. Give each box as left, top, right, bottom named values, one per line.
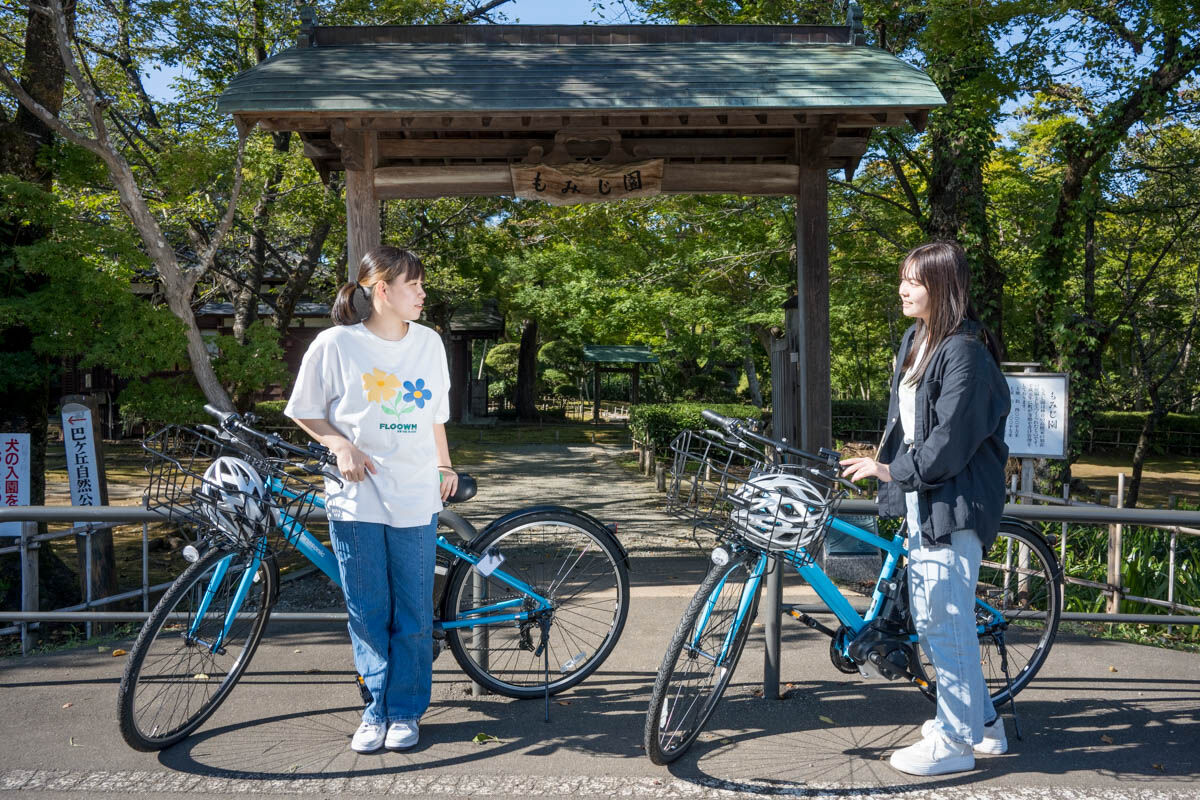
left=840, top=241, right=1011, bottom=776
left=285, top=246, right=456, bottom=753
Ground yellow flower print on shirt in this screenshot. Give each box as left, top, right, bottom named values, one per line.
left=363, top=368, right=402, bottom=403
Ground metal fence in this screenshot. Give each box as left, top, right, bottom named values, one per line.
left=5, top=491, right=1200, bottom=657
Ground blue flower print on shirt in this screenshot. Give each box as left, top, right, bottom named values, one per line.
left=403, top=378, right=429, bottom=409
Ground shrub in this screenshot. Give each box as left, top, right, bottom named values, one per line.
left=118, top=376, right=207, bottom=428
left=629, top=403, right=764, bottom=452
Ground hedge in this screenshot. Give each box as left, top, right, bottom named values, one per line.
left=629, top=403, right=764, bottom=452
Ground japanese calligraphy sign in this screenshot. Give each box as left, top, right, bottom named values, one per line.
left=61, top=402, right=102, bottom=516
left=0, top=433, right=30, bottom=536
left=1003, top=373, right=1069, bottom=459
left=511, top=159, right=664, bottom=206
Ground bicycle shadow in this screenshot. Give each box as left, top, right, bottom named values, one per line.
left=660, top=676, right=1200, bottom=794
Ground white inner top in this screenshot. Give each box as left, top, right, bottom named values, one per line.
left=898, top=335, right=928, bottom=445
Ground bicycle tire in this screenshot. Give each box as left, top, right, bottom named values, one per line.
left=912, top=521, right=1061, bottom=706
left=117, top=544, right=277, bottom=751
left=442, top=509, right=629, bottom=699
left=644, top=551, right=761, bottom=765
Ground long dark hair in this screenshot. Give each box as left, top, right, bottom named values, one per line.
left=900, top=241, right=1001, bottom=384
left=331, top=246, right=426, bottom=326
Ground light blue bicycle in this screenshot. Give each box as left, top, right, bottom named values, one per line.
left=643, top=409, right=1062, bottom=764
left=118, top=407, right=630, bottom=751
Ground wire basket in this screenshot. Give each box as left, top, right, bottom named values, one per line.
left=666, top=429, right=841, bottom=558
left=142, top=425, right=323, bottom=552
left=665, top=429, right=767, bottom=535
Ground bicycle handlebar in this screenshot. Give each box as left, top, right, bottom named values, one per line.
left=201, top=404, right=479, bottom=503
left=699, top=409, right=863, bottom=495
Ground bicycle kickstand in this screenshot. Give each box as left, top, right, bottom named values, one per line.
left=534, top=614, right=552, bottom=723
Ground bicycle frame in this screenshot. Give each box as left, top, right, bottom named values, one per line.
left=699, top=514, right=1007, bottom=668
left=190, top=476, right=555, bottom=653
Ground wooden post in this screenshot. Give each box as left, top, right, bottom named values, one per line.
left=19, top=520, right=38, bottom=655
left=631, top=363, right=640, bottom=405
left=1107, top=473, right=1125, bottom=615
left=343, top=128, right=379, bottom=279
left=795, top=164, right=832, bottom=452
left=655, top=462, right=666, bottom=492
left=592, top=365, right=601, bottom=423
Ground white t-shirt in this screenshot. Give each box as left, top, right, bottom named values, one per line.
left=284, top=321, right=450, bottom=527
left=898, top=337, right=928, bottom=445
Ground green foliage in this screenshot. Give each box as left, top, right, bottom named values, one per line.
left=212, top=323, right=291, bottom=410
left=251, top=399, right=291, bottom=429
left=483, top=342, right=520, bottom=381
left=629, top=403, right=764, bottom=451
left=117, top=376, right=207, bottom=428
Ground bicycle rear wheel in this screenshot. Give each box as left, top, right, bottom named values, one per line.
left=117, top=544, right=276, bottom=751
left=644, top=550, right=763, bottom=765
left=442, top=510, right=629, bottom=698
left=913, top=522, right=1061, bottom=705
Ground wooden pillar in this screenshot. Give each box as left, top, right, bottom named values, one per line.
left=795, top=165, right=832, bottom=451
left=631, top=363, right=640, bottom=405
left=448, top=335, right=470, bottom=423
left=592, top=365, right=601, bottom=423
left=342, top=127, right=379, bottom=280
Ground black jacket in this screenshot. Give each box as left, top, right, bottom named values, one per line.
left=876, top=320, right=1010, bottom=549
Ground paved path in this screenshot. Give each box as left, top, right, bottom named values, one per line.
left=6, top=443, right=1200, bottom=799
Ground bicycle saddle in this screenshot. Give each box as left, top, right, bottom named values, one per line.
left=448, top=473, right=477, bottom=504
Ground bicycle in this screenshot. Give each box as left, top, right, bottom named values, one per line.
left=117, top=406, right=630, bottom=751
left=643, top=409, right=1062, bottom=764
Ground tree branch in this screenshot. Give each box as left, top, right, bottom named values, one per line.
left=441, top=0, right=514, bottom=24
left=829, top=176, right=922, bottom=221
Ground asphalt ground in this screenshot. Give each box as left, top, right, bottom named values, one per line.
left=4, top=444, right=1199, bottom=798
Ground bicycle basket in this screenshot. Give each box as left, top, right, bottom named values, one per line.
left=142, top=425, right=322, bottom=551
left=727, top=467, right=838, bottom=554
left=665, top=428, right=767, bottom=535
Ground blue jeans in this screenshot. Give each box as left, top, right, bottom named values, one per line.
left=905, top=492, right=995, bottom=745
left=329, top=515, right=437, bottom=724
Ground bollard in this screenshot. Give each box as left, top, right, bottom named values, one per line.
left=655, top=462, right=666, bottom=492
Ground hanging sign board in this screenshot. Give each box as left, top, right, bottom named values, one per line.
left=511, top=159, right=664, bottom=206
left=62, top=403, right=102, bottom=522
left=0, top=433, right=31, bottom=536
left=1003, top=373, right=1069, bottom=459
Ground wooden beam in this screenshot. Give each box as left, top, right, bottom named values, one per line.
left=373, top=163, right=804, bottom=198
left=344, top=131, right=379, bottom=279
left=375, top=165, right=514, bottom=199
left=371, top=135, right=798, bottom=161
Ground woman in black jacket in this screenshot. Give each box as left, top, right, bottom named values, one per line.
left=841, top=241, right=1011, bottom=776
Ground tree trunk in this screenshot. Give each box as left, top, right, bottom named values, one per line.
left=272, top=218, right=332, bottom=334
left=515, top=318, right=539, bottom=421
left=742, top=350, right=763, bottom=408
left=1126, top=409, right=1163, bottom=509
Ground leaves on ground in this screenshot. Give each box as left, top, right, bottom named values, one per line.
left=111, top=649, right=127, bottom=657
left=61, top=703, right=72, bottom=709
left=472, top=732, right=499, bottom=745
left=1101, top=734, right=1115, bottom=744
left=819, top=715, right=835, bottom=725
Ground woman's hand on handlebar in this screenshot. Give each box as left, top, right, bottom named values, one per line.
left=839, top=456, right=891, bottom=484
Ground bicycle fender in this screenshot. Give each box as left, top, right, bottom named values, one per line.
left=472, top=505, right=631, bottom=572
left=998, top=515, right=1063, bottom=578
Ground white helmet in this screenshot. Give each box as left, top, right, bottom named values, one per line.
left=729, top=472, right=827, bottom=551
left=198, top=456, right=274, bottom=539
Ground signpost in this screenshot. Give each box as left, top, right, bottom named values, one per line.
left=60, top=397, right=113, bottom=635
left=1, top=433, right=31, bottom=537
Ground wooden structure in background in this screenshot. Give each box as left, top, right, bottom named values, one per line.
left=218, top=8, right=944, bottom=453
left=583, top=345, right=659, bottom=421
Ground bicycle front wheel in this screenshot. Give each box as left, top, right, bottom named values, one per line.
left=117, top=544, right=276, bottom=751
left=443, top=510, right=629, bottom=699
left=644, top=551, right=762, bottom=765
left=914, top=522, right=1061, bottom=706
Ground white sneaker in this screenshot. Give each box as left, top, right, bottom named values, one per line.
left=385, top=720, right=419, bottom=750
left=350, top=720, right=386, bottom=753
left=921, top=716, right=1008, bottom=755
left=889, top=731, right=974, bottom=776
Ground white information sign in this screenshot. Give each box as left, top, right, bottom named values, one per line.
left=1004, top=373, right=1069, bottom=459
left=62, top=403, right=102, bottom=518
left=0, top=433, right=31, bottom=536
